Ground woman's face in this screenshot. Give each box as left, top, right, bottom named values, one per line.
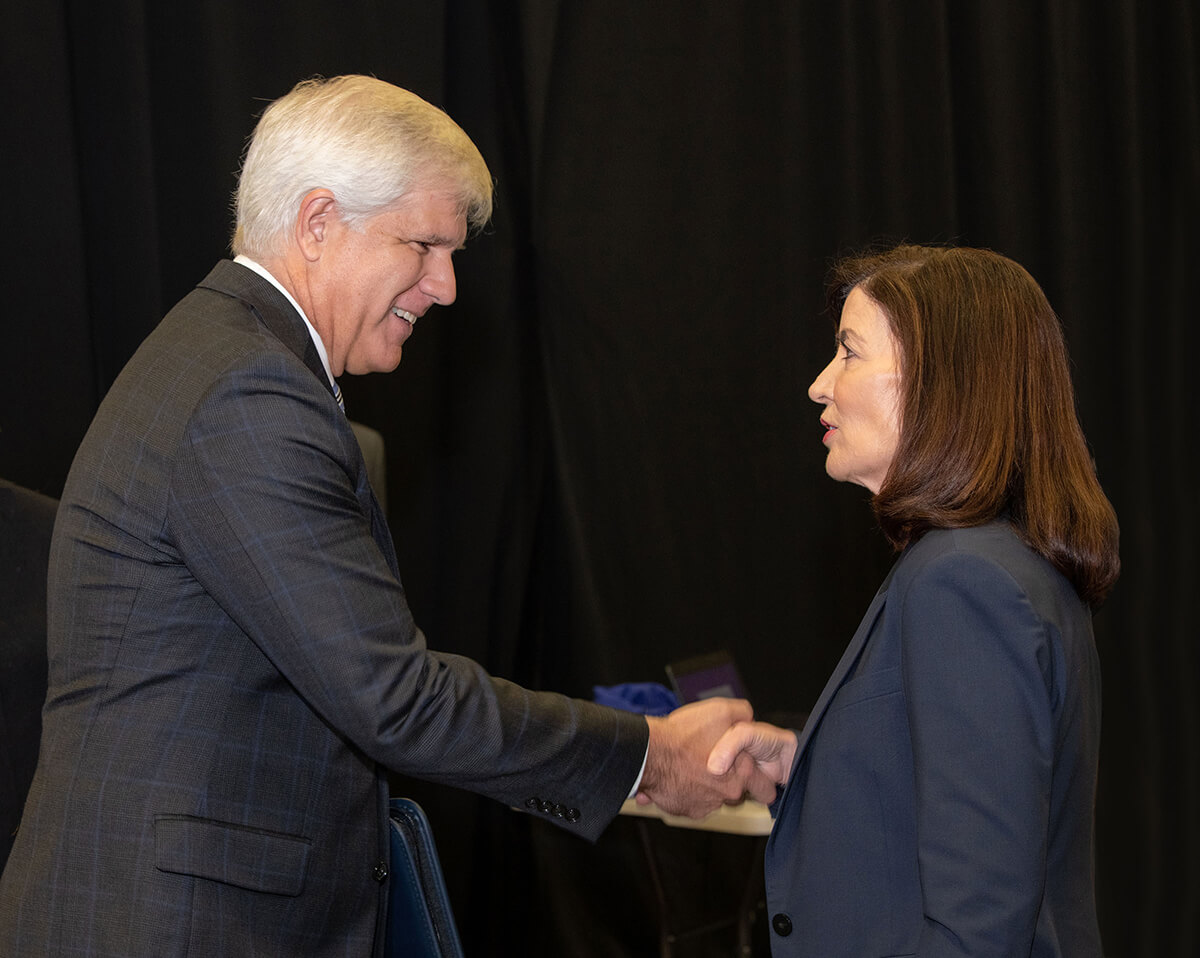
left=808, top=287, right=903, bottom=494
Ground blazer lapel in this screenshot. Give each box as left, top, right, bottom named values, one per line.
left=195, top=261, right=398, bottom=571
left=768, top=567, right=895, bottom=829
left=196, top=260, right=335, bottom=402
left=794, top=580, right=889, bottom=762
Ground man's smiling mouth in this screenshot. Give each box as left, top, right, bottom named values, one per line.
left=391, top=306, right=417, bottom=326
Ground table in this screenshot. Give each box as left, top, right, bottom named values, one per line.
left=619, top=798, right=773, bottom=836
left=620, top=799, right=773, bottom=956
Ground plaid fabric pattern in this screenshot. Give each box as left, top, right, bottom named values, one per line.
left=0, top=262, right=646, bottom=956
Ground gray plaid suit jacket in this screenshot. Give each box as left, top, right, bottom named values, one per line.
left=0, top=261, right=646, bottom=956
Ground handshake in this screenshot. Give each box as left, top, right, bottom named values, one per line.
left=636, top=699, right=799, bottom=818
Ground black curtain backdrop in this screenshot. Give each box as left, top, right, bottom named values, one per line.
left=2, top=2, right=1196, bottom=956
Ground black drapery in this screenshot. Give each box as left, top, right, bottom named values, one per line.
left=2, top=2, right=1195, bottom=955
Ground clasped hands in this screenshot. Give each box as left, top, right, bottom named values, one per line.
left=637, top=698, right=798, bottom=819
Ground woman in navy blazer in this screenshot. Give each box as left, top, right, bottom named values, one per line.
left=712, top=245, right=1119, bottom=957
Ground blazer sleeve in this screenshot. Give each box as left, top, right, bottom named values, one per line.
left=165, top=349, right=645, bottom=837
left=898, top=549, right=1056, bottom=957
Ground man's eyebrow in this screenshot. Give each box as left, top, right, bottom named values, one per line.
left=415, top=232, right=466, bottom=250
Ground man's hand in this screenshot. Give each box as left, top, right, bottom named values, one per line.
left=636, top=698, right=778, bottom=817
left=707, top=720, right=799, bottom=793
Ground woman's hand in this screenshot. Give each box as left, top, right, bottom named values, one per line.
left=707, top=720, right=799, bottom=798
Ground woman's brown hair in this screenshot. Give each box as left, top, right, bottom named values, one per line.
left=829, top=244, right=1120, bottom=604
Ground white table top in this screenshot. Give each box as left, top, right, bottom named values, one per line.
left=620, top=798, right=774, bottom=836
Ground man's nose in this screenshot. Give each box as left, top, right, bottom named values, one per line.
left=420, top=251, right=457, bottom=305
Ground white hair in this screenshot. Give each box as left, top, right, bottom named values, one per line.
left=232, top=75, right=493, bottom=259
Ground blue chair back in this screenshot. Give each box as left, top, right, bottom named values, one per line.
left=385, top=797, right=465, bottom=958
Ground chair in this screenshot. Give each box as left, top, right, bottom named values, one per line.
left=385, top=797, right=465, bottom=958
left=348, top=420, right=388, bottom=518
left=0, top=479, right=57, bottom=873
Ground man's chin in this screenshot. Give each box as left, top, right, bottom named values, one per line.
left=345, top=349, right=404, bottom=376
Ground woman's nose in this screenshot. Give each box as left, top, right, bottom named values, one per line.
left=808, top=357, right=836, bottom=404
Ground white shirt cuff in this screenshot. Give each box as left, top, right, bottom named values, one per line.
left=627, top=744, right=649, bottom=799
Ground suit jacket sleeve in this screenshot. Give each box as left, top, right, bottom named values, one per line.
left=899, top=549, right=1056, bottom=956
left=166, top=339, right=644, bottom=837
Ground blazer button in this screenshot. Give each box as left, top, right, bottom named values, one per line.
left=373, top=861, right=389, bottom=883
left=539, top=799, right=554, bottom=814
left=771, top=913, right=793, bottom=937
left=564, top=808, right=580, bottom=823
left=525, top=797, right=541, bottom=810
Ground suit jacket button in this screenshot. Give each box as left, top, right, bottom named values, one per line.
left=525, top=797, right=541, bottom=810
left=552, top=803, right=567, bottom=819
left=772, top=913, right=793, bottom=937
left=564, top=808, right=580, bottom=823
left=539, top=799, right=554, bottom=814
left=373, top=861, right=389, bottom=883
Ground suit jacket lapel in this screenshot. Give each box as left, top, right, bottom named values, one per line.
left=194, top=261, right=397, bottom=572
left=196, top=260, right=336, bottom=403
left=768, top=565, right=896, bottom=831
left=794, top=580, right=889, bottom=760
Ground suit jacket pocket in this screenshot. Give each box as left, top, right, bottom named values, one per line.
left=827, top=666, right=902, bottom=713
left=155, top=814, right=311, bottom=896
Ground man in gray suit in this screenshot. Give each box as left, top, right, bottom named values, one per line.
left=0, top=76, right=771, bottom=956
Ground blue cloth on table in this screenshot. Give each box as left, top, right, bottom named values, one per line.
left=592, top=682, right=680, bottom=716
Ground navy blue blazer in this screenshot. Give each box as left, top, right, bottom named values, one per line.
left=765, top=522, right=1103, bottom=958
left=0, top=261, right=647, bottom=957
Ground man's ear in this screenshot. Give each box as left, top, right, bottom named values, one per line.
left=294, top=189, right=338, bottom=262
